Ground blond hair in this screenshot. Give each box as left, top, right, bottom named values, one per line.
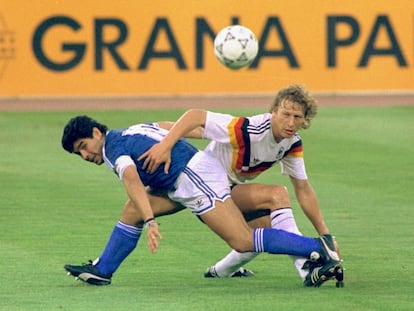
left=269, top=84, right=318, bottom=129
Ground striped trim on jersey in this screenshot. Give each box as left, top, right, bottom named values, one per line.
left=228, top=117, right=250, bottom=173
left=285, top=140, right=303, bottom=158
left=227, top=116, right=272, bottom=175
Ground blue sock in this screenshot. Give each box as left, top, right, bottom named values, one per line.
left=95, top=221, right=142, bottom=276
left=253, top=228, right=320, bottom=257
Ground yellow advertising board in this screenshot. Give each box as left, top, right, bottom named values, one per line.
left=0, top=0, right=413, bottom=97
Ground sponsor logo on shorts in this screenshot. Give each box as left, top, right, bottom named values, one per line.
left=195, top=199, right=204, bottom=208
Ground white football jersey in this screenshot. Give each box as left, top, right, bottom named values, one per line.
left=203, top=111, right=308, bottom=184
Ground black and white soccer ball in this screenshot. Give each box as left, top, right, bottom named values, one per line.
left=214, top=25, right=259, bottom=70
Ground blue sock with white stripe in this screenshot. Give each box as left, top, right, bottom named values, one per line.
left=253, top=228, right=320, bottom=257
left=95, top=221, right=142, bottom=276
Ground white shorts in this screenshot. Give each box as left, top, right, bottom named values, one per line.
left=168, top=151, right=231, bottom=216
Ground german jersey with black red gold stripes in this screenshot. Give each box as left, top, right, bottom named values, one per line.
left=203, top=111, right=307, bottom=184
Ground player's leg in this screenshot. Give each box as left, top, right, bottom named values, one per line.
left=204, top=214, right=266, bottom=277
left=174, top=151, right=342, bottom=286
left=233, top=183, right=301, bottom=236
left=199, top=198, right=318, bottom=256
left=200, top=199, right=343, bottom=287
left=177, top=152, right=318, bottom=256
left=121, top=189, right=186, bottom=226
left=207, top=183, right=307, bottom=278
left=234, top=183, right=307, bottom=278
left=95, top=195, right=184, bottom=276
left=64, top=192, right=182, bottom=285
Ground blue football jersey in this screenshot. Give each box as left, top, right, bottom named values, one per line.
left=103, top=123, right=198, bottom=190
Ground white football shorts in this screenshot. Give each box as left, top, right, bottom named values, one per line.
left=168, top=151, right=231, bottom=216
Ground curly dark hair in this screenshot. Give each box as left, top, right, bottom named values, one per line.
left=61, top=115, right=108, bottom=153
left=269, top=84, right=318, bottom=129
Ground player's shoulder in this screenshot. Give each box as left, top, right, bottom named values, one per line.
left=117, top=123, right=168, bottom=138
left=241, top=112, right=270, bottom=123
left=105, top=129, right=122, bottom=141
left=125, top=122, right=158, bottom=132
left=244, top=113, right=272, bottom=130
left=283, top=133, right=303, bottom=151
left=293, top=132, right=302, bottom=141
left=288, top=133, right=303, bottom=145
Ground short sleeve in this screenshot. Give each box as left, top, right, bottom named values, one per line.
left=114, top=155, right=136, bottom=180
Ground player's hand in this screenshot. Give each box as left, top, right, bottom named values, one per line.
left=145, top=221, right=162, bottom=253
left=138, top=142, right=172, bottom=174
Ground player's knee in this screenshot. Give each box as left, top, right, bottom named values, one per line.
left=267, top=185, right=290, bottom=209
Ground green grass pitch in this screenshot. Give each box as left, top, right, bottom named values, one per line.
left=0, top=105, right=413, bottom=310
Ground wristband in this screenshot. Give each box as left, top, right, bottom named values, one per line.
left=144, top=218, right=158, bottom=228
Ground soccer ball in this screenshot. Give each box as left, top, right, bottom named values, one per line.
left=214, top=25, right=259, bottom=70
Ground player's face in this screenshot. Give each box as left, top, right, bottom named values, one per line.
left=271, top=100, right=305, bottom=142
left=72, top=127, right=105, bottom=165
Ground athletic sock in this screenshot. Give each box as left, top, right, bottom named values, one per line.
left=95, top=221, right=142, bottom=276
left=213, top=250, right=258, bottom=277
left=271, top=208, right=307, bottom=280
left=270, top=208, right=301, bottom=234
left=213, top=209, right=309, bottom=278
left=253, top=228, right=320, bottom=257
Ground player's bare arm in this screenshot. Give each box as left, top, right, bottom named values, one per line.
left=139, top=109, right=207, bottom=173
left=121, top=165, right=162, bottom=253
left=157, top=121, right=205, bottom=139
left=289, top=176, right=329, bottom=235
left=290, top=178, right=342, bottom=257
